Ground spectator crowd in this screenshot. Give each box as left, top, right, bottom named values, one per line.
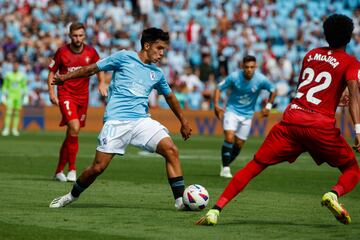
left=1, top=0, right=360, bottom=111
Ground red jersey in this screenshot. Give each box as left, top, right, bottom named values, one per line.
left=48, top=44, right=100, bottom=102
left=282, top=47, right=360, bottom=129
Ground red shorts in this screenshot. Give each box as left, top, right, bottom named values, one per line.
left=254, top=122, right=356, bottom=168
left=58, top=98, right=88, bottom=127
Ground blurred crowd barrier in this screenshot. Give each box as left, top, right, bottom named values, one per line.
left=0, top=105, right=356, bottom=137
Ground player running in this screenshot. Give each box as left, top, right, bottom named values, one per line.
left=197, top=14, right=360, bottom=226
left=47, top=22, right=107, bottom=182
left=214, top=55, right=276, bottom=178
left=48, top=28, right=192, bottom=210
left=1, top=62, right=28, bottom=136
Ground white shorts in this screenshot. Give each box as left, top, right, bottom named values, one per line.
left=223, top=111, right=252, bottom=140
left=96, top=118, right=170, bottom=155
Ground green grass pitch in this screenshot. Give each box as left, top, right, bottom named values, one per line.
left=0, top=132, right=359, bottom=239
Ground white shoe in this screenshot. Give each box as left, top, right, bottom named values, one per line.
left=49, top=192, right=78, bottom=208
left=174, top=197, right=185, bottom=210
left=220, top=166, right=233, bottom=178
left=66, top=170, right=76, bottom=182
left=12, top=128, right=19, bottom=136
left=2, top=128, right=9, bottom=136
left=54, top=172, right=67, bottom=182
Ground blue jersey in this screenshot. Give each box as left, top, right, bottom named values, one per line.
left=218, top=70, right=275, bottom=119
left=96, top=50, right=171, bottom=121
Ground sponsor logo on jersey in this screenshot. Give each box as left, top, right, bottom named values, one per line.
left=358, top=70, right=360, bottom=82
left=150, top=71, right=156, bottom=80
left=307, top=53, right=339, bottom=68
left=67, top=66, right=82, bottom=72
left=49, top=59, right=55, bottom=68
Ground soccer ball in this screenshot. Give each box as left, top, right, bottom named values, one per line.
left=183, top=184, right=209, bottom=211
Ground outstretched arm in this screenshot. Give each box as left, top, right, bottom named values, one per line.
left=96, top=71, right=107, bottom=97
left=347, top=80, right=360, bottom=152
left=51, top=63, right=100, bottom=85
left=164, top=92, right=192, bottom=140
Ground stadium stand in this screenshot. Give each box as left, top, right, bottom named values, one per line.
left=0, top=0, right=359, bottom=110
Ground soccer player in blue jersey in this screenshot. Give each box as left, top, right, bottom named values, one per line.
left=49, top=28, right=192, bottom=210
left=214, top=55, right=276, bottom=178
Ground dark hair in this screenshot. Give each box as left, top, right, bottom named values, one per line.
left=323, top=14, right=353, bottom=48
left=243, top=55, right=256, bottom=64
left=140, top=28, right=169, bottom=48
left=69, top=22, right=85, bottom=33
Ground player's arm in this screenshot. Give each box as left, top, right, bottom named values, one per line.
left=47, top=71, right=59, bottom=105
left=52, top=63, right=100, bottom=85
left=213, top=88, right=224, bottom=120
left=164, top=92, right=192, bottom=140
left=261, top=90, right=277, bottom=117
left=347, top=80, right=360, bottom=152
left=214, top=75, right=232, bottom=120
left=1, top=74, right=9, bottom=103
left=339, top=87, right=350, bottom=107
left=96, top=71, right=107, bottom=97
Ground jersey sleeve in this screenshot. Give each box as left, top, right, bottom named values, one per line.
left=154, top=73, right=172, bottom=96
left=92, top=48, right=100, bottom=63
left=217, top=72, right=235, bottom=91
left=96, top=50, right=125, bottom=71
left=48, top=49, right=61, bottom=73
left=345, top=59, right=360, bottom=83
left=261, top=76, right=276, bottom=92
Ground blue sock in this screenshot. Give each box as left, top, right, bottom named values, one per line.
left=221, top=141, right=233, bottom=167
left=168, top=176, right=185, bottom=199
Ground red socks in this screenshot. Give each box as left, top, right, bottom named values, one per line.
left=55, top=135, right=79, bottom=173
left=216, top=160, right=267, bottom=209
left=332, top=161, right=360, bottom=197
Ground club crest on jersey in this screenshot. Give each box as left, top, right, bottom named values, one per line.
left=85, top=57, right=90, bottom=63
left=150, top=71, right=156, bottom=80
left=358, top=70, right=360, bottom=81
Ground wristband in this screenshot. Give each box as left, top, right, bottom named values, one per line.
left=355, top=124, right=360, bottom=134
left=265, top=103, right=273, bottom=110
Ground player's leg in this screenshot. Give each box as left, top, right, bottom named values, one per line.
left=220, top=130, right=235, bottom=178
left=2, top=97, right=14, bottom=136
left=130, top=118, right=186, bottom=209
left=197, top=123, right=303, bottom=225
left=66, top=119, right=81, bottom=181
left=54, top=119, right=80, bottom=181
left=228, top=137, right=245, bottom=165
left=49, top=151, right=114, bottom=208
left=11, top=97, right=22, bottom=136
left=321, top=160, right=359, bottom=224
left=196, top=160, right=267, bottom=225
left=309, top=128, right=360, bottom=224
left=156, top=136, right=186, bottom=210
left=54, top=99, right=80, bottom=181
left=228, top=118, right=252, bottom=165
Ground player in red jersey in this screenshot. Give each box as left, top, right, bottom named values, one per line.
left=197, top=14, right=360, bottom=226
left=47, top=22, right=107, bottom=182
